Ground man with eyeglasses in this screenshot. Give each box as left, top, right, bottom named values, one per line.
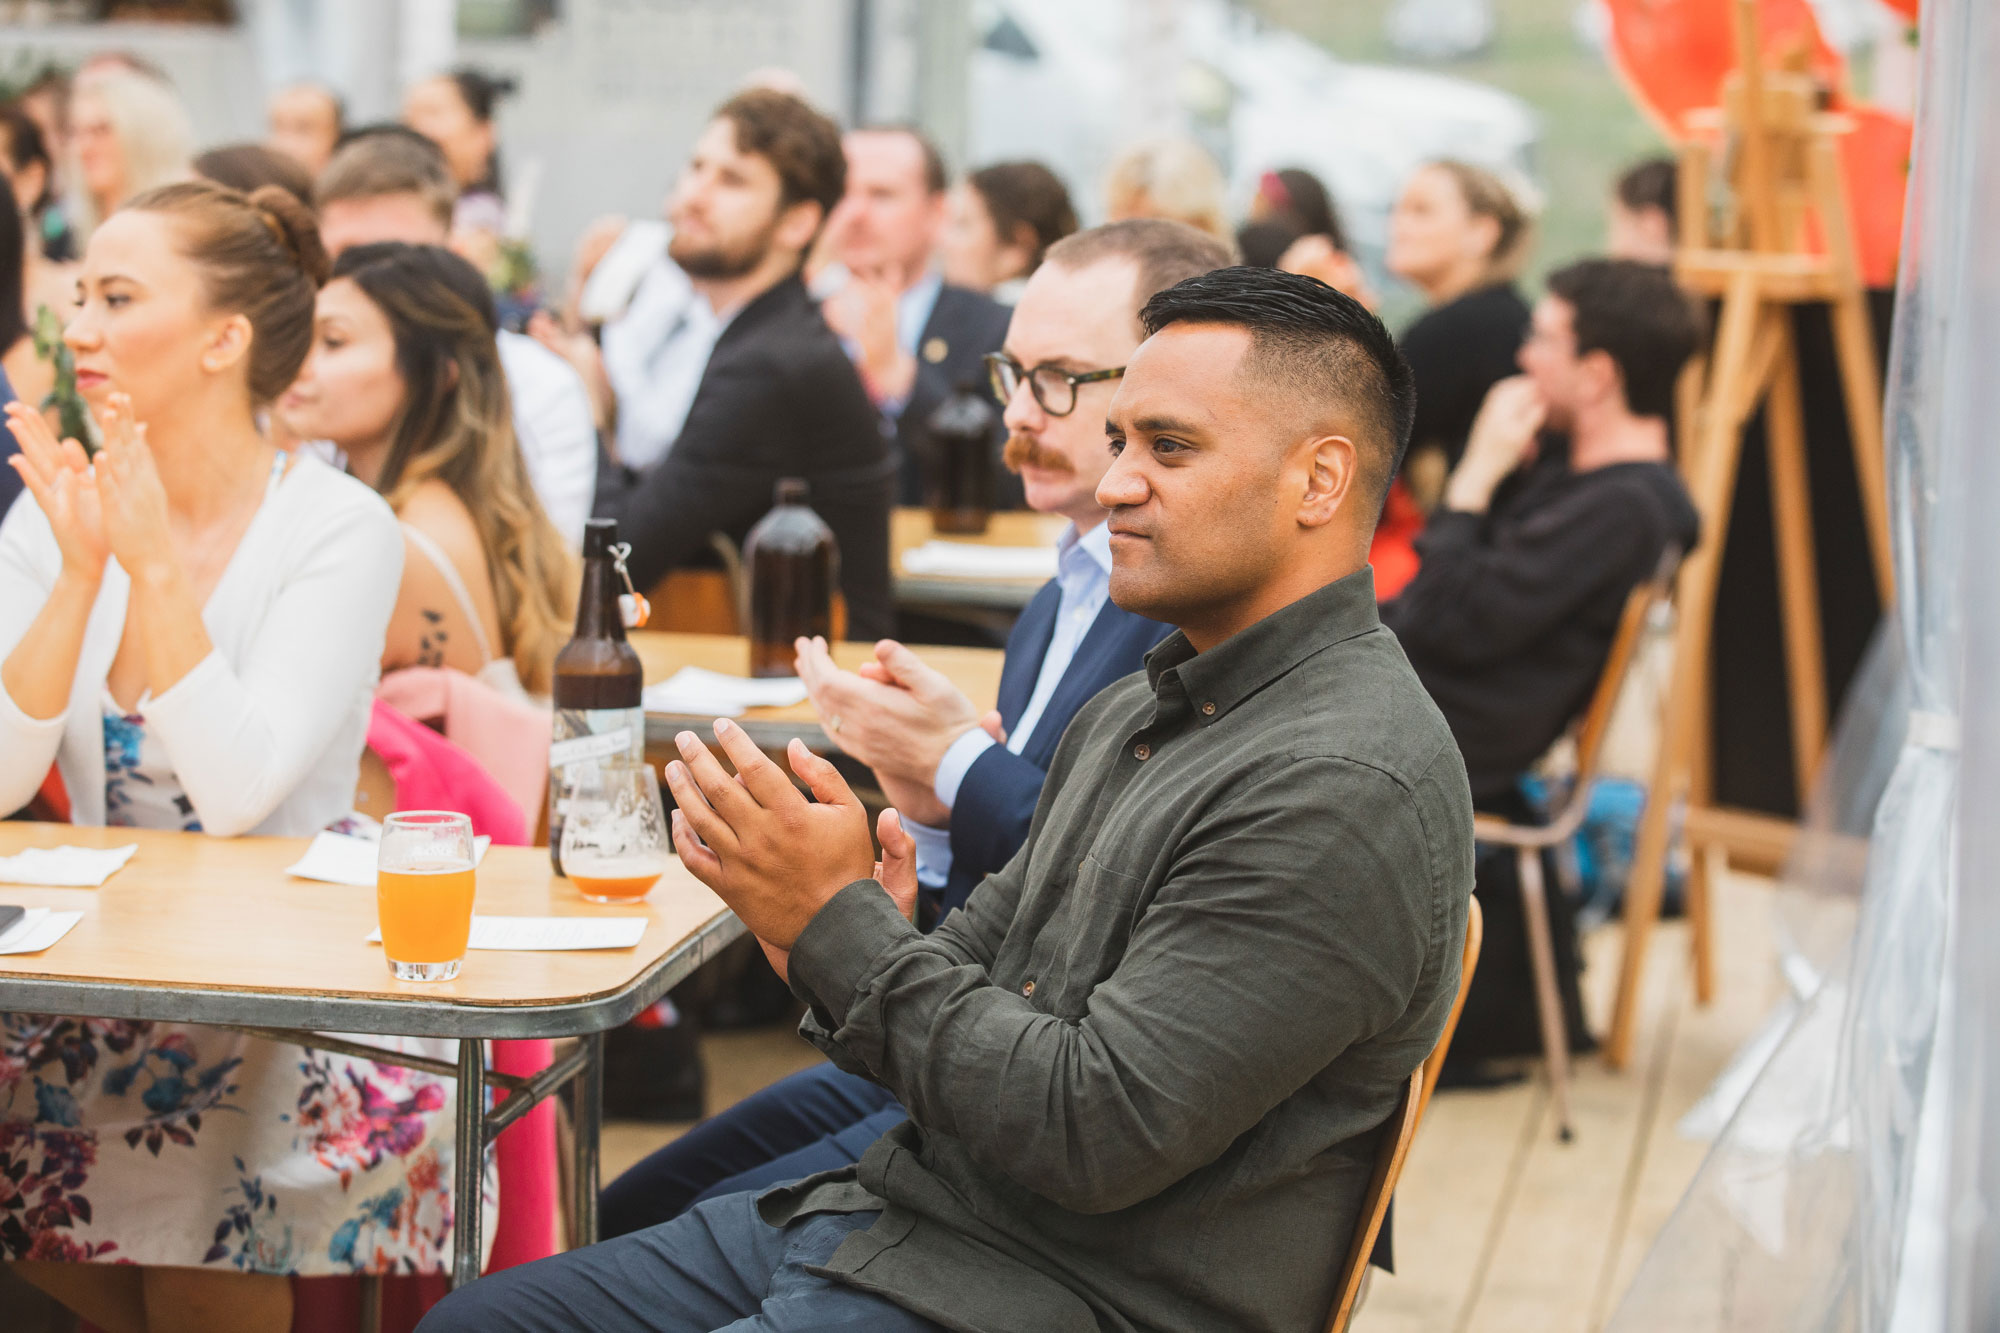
left=591, top=220, right=1233, bottom=1241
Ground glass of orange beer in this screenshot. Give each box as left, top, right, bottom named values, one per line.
left=378, top=811, right=477, bottom=981
left=558, top=760, right=670, bottom=904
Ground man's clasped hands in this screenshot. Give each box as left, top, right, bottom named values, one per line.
left=663, top=634, right=994, bottom=980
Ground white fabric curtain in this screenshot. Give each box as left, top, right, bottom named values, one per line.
left=1603, top=0, right=1994, bottom=1325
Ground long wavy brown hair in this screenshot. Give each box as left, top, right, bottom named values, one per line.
left=330, top=242, right=576, bottom=693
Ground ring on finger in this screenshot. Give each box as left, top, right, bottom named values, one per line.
left=826, top=715, right=842, bottom=733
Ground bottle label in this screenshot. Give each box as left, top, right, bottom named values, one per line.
left=549, top=726, right=635, bottom=768
left=549, top=707, right=646, bottom=869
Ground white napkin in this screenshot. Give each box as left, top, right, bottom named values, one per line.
left=900, top=541, right=1057, bottom=580
left=643, top=666, right=807, bottom=717
left=0, top=907, right=86, bottom=955
left=367, top=915, right=647, bottom=951
left=286, top=830, right=492, bottom=889
left=0, top=844, right=137, bottom=888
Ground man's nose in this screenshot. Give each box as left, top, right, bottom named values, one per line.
left=1000, top=377, right=1044, bottom=435
left=1096, top=448, right=1148, bottom=509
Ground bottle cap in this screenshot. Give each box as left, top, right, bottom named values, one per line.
left=775, top=477, right=810, bottom=506
left=582, top=517, right=618, bottom=558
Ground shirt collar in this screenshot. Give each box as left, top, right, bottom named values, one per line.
left=1059, top=519, right=1114, bottom=581
left=1144, top=566, right=1382, bottom=723
left=896, top=271, right=945, bottom=357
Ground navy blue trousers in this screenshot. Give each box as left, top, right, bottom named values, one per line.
left=418, top=1192, right=946, bottom=1332
left=601, top=1063, right=904, bottom=1240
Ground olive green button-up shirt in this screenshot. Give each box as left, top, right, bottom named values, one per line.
left=768, top=567, right=1475, bottom=1333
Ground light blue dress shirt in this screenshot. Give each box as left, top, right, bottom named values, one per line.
left=905, top=520, right=1114, bottom=887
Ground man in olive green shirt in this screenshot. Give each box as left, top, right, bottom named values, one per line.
left=425, top=268, right=1475, bottom=1333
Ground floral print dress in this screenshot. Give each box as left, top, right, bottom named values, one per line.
left=0, top=711, right=491, bottom=1273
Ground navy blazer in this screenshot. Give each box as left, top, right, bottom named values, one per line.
left=939, top=578, right=1172, bottom=915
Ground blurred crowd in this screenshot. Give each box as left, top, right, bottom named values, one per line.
left=0, top=50, right=1703, bottom=1333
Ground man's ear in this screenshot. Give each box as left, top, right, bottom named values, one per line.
left=1580, top=347, right=1623, bottom=408
left=777, top=199, right=825, bottom=257
left=1297, top=432, right=1360, bottom=530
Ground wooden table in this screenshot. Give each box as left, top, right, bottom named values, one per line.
left=631, top=630, right=1005, bottom=752
left=892, top=506, right=1068, bottom=612
left=0, top=823, right=741, bottom=1287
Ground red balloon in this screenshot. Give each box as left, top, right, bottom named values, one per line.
left=1604, top=0, right=1844, bottom=138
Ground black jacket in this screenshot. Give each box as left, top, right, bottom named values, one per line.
left=893, top=283, right=1015, bottom=509
left=594, top=274, right=896, bottom=641
left=1382, top=454, right=1699, bottom=800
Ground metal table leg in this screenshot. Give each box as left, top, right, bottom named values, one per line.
left=450, top=1038, right=487, bottom=1288
left=572, top=1031, right=604, bottom=1249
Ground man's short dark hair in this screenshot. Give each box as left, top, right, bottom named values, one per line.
left=1045, top=218, right=1235, bottom=323
left=718, top=89, right=846, bottom=223
left=316, top=124, right=457, bottom=225
left=855, top=123, right=948, bottom=195
left=1615, top=156, right=1678, bottom=230
left=1139, top=266, right=1416, bottom=504
left=1545, top=258, right=1702, bottom=420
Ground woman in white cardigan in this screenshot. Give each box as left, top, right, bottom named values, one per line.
left=1, top=182, right=469, bottom=1333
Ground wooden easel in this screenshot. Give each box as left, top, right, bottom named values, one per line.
left=1604, top=0, right=1895, bottom=1069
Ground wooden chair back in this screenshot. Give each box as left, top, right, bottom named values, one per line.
left=1325, top=896, right=1484, bottom=1333
left=1572, top=550, right=1680, bottom=786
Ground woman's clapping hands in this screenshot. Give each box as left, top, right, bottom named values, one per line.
left=5, top=392, right=177, bottom=585
left=5, top=400, right=108, bottom=581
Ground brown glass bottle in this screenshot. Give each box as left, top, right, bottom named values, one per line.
left=548, top=518, right=646, bottom=872
left=924, top=380, right=999, bottom=534
left=744, top=478, right=837, bottom=677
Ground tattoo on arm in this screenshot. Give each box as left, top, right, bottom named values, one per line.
left=417, top=608, right=448, bottom=669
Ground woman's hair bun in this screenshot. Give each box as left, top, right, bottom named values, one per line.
left=246, top=184, right=330, bottom=287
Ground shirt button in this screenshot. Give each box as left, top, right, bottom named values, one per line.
left=1201, top=702, right=1216, bottom=716
left=1133, top=743, right=1151, bottom=760
left=1022, top=980, right=1036, bottom=997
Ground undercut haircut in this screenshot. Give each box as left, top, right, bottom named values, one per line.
left=315, top=125, right=457, bottom=227
left=1545, top=258, right=1702, bottom=420
left=1044, top=218, right=1235, bottom=326
left=1139, top=266, right=1416, bottom=504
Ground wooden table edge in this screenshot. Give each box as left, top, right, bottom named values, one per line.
left=0, top=909, right=746, bottom=1039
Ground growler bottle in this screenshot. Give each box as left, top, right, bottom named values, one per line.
left=548, top=518, right=646, bottom=872
left=924, top=379, right=999, bottom=535
left=744, top=478, right=837, bottom=677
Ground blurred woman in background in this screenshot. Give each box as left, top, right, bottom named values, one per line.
left=280, top=241, right=575, bottom=698
left=939, top=160, right=1078, bottom=303
left=66, top=66, right=195, bottom=240
left=1388, top=159, right=1536, bottom=505
left=402, top=68, right=516, bottom=249
left=0, top=181, right=458, bottom=1333
left=1238, top=165, right=1376, bottom=309
left=1103, top=137, right=1232, bottom=244
left=1, top=102, right=78, bottom=274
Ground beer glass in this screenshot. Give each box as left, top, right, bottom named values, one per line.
left=377, top=811, right=477, bottom=981
left=558, top=760, right=671, bottom=903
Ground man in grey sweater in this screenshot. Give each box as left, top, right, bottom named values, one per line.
left=422, top=267, right=1475, bottom=1333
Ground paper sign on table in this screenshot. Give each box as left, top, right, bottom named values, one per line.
left=286, top=830, right=491, bottom=888
left=900, top=541, right=1057, bottom=580
left=643, top=666, right=808, bottom=717
left=0, top=907, right=86, bottom=954
left=366, top=915, right=647, bottom=951
left=0, top=843, right=137, bottom=887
